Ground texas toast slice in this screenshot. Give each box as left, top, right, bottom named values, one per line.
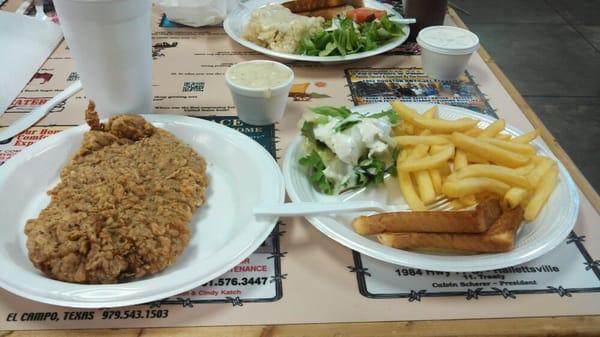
left=377, top=206, right=525, bottom=253
left=352, top=197, right=502, bottom=235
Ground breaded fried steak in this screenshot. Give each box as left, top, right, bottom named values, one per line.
left=25, top=104, right=208, bottom=284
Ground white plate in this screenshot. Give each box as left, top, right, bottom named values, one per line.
left=0, top=115, right=284, bottom=308
left=223, top=0, right=410, bottom=63
left=283, top=102, right=579, bottom=272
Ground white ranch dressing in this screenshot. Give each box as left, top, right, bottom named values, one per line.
left=313, top=117, right=393, bottom=166
left=227, top=61, right=293, bottom=90
left=417, top=26, right=479, bottom=55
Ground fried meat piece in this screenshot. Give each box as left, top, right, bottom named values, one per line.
left=24, top=108, right=208, bottom=284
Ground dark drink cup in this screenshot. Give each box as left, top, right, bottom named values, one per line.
left=404, top=0, right=448, bottom=41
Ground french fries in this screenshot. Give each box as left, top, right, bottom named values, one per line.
left=524, top=165, right=558, bottom=220
left=512, top=129, right=539, bottom=144
left=397, top=147, right=426, bottom=211
left=443, top=177, right=511, bottom=198
left=478, top=119, right=505, bottom=138
left=410, top=143, right=430, bottom=159
left=451, top=132, right=530, bottom=167
left=514, top=162, right=536, bottom=176
left=415, top=170, right=436, bottom=204
left=463, top=151, right=490, bottom=164
left=394, top=135, right=450, bottom=146
left=478, top=137, right=536, bottom=155
left=459, top=195, right=478, bottom=207
left=422, top=106, right=438, bottom=119
left=411, top=117, right=478, bottom=133
left=398, top=171, right=425, bottom=211
left=495, top=133, right=512, bottom=140
left=448, top=164, right=530, bottom=189
left=504, top=187, right=529, bottom=209
left=453, top=150, right=468, bottom=170
left=429, top=168, right=443, bottom=194
left=465, top=127, right=483, bottom=137
left=397, top=145, right=455, bottom=172
left=391, top=100, right=420, bottom=123
left=430, top=144, right=448, bottom=154
left=388, top=101, right=557, bottom=222
left=527, top=156, right=554, bottom=187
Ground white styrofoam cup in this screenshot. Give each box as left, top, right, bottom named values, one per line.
left=417, top=26, right=479, bottom=81
left=225, top=60, right=294, bottom=126
left=53, top=0, right=153, bottom=118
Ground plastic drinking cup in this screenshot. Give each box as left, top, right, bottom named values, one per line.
left=53, top=0, right=153, bottom=118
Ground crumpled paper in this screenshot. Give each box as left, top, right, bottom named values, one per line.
left=156, top=0, right=240, bottom=27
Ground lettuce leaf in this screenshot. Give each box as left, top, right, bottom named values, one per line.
left=298, top=16, right=405, bottom=56
left=299, top=150, right=334, bottom=194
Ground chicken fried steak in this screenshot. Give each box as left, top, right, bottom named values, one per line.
left=25, top=105, right=208, bottom=283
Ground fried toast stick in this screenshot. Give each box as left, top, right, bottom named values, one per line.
left=352, top=198, right=502, bottom=235
left=377, top=206, right=524, bottom=253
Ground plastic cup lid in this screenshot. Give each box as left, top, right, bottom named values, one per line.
left=417, top=26, right=479, bottom=55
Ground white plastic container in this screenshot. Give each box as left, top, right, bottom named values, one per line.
left=417, top=26, right=479, bottom=81
left=53, top=0, right=153, bottom=118
left=225, top=60, right=294, bottom=126
left=156, top=0, right=239, bottom=27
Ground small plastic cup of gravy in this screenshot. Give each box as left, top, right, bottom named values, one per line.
left=417, top=26, right=479, bottom=81
left=225, top=60, right=294, bottom=126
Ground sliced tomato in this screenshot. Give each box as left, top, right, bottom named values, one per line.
left=347, top=8, right=387, bottom=23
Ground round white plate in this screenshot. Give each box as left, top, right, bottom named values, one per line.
left=283, top=102, right=579, bottom=272
left=0, top=115, right=284, bottom=308
left=223, top=0, right=410, bottom=63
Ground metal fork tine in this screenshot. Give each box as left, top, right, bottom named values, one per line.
left=425, top=196, right=452, bottom=211
left=436, top=203, right=455, bottom=211
left=428, top=203, right=451, bottom=211
left=427, top=199, right=445, bottom=208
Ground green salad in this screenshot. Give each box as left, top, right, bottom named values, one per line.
left=298, top=106, right=399, bottom=194
left=297, top=15, right=405, bottom=57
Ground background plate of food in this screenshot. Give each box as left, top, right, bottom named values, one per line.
left=283, top=101, right=579, bottom=272
left=223, top=0, right=410, bottom=63
left=0, top=109, right=284, bottom=308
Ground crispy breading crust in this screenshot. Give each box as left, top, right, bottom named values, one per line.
left=24, top=108, right=208, bottom=284
left=282, top=0, right=363, bottom=13
left=298, top=5, right=355, bottom=19
left=85, top=101, right=103, bottom=131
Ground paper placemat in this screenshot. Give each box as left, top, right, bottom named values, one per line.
left=1, top=5, right=599, bottom=331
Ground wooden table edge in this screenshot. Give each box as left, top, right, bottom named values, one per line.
left=2, top=315, right=600, bottom=336
left=1, top=6, right=599, bottom=337
left=447, top=9, right=600, bottom=214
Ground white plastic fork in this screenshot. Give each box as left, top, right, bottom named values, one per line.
left=254, top=197, right=452, bottom=217
left=0, top=80, right=82, bottom=142
left=254, top=201, right=401, bottom=217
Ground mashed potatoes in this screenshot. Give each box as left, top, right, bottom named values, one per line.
left=243, top=4, right=324, bottom=53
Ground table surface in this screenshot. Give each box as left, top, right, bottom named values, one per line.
left=1, top=5, right=599, bottom=336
